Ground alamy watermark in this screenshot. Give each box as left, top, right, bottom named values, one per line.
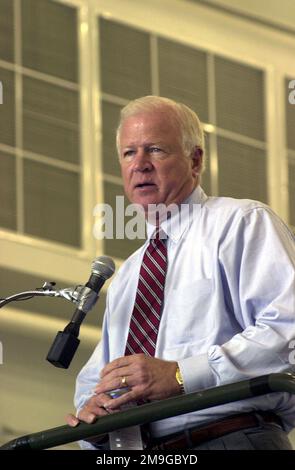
left=289, top=80, right=295, bottom=105
left=0, top=80, right=3, bottom=104
left=93, top=197, right=198, bottom=240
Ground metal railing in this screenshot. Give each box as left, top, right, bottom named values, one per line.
left=1, top=372, right=295, bottom=450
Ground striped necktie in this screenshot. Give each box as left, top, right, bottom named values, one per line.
left=125, top=228, right=167, bottom=357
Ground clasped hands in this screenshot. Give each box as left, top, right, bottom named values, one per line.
left=66, top=354, right=179, bottom=426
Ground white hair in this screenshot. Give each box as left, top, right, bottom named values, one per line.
left=116, top=95, right=206, bottom=172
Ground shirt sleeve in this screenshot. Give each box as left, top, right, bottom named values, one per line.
left=179, top=206, right=295, bottom=394
left=74, top=300, right=110, bottom=450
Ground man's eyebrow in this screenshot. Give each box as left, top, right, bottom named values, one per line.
left=122, top=141, right=165, bottom=148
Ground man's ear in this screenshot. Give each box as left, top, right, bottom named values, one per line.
left=191, top=147, right=203, bottom=176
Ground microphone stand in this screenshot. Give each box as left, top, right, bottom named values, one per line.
left=0, top=281, right=103, bottom=369
left=0, top=282, right=84, bottom=309
left=0, top=289, right=57, bottom=308
left=0, top=282, right=91, bottom=368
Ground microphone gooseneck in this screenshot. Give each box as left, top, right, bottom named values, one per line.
left=46, top=256, right=115, bottom=369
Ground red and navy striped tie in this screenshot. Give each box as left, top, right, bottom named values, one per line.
left=125, top=228, right=167, bottom=357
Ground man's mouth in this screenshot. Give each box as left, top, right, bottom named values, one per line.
left=134, top=182, right=156, bottom=189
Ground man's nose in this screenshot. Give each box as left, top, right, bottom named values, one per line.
left=133, top=149, right=152, bottom=172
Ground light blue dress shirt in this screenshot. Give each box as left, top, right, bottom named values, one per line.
left=75, top=186, right=295, bottom=445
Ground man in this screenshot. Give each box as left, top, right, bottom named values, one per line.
left=67, top=96, right=295, bottom=450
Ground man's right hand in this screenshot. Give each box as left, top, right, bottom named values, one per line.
left=66, top=392, right=117, bottom=426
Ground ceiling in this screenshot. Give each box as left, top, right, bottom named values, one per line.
left=188, top=0, right=295, bottom=35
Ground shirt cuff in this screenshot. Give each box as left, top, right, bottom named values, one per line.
left=78, top=439, right=98, bottom=450
left=178, top=353, right=216, bottom=393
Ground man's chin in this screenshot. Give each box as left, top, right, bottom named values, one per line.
left=131, top=195, right=160, bottom=210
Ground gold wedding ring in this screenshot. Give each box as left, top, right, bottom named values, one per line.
left=121, top=376, right=127, bottom=387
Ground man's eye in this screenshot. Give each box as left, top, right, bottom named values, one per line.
left=123, top=150, right=134, bottom=158
left=150, top=147, right=162, bottom=153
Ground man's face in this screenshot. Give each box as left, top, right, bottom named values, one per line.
left=119, top=109, right=202, bottom=214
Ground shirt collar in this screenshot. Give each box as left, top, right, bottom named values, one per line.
left=146, top=186, right=208, bottom=243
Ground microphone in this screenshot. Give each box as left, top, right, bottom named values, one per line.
left=46, top=256, right=115, bottom=369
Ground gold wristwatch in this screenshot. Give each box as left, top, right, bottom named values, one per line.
left=175, top=365, right=185, bottom=394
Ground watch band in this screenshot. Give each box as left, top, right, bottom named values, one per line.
left=175, top=365, right=185, bottom=394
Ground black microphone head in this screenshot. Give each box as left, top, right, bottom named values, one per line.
left=92, top=256, right=115, bottom=280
